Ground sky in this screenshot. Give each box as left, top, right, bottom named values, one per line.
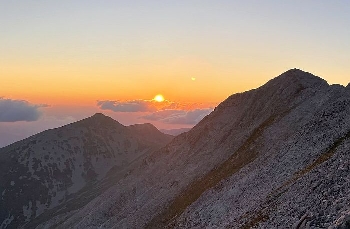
left=1, top=1, right=350, bottom=147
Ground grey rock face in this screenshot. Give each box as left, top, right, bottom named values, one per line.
left=173, top=70, right=350, bottom=229
left=0, top=113, right=172, bottom=228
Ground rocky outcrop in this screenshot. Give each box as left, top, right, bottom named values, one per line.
left=172, top=70, right=350, bottom=228
left=0, top=114, right=172, bottom=228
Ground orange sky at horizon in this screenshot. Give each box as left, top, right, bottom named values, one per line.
left=1, top=57, right=255, bottom=107
left=1, top=1, right=350, bottom=147
left=2, top=0, right=350, bottom=108
left=2, top=63, right=349, bottom=107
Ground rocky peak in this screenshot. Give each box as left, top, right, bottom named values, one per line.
left=92, top=112, right=107, bottom=118
left=0, top=113, right=173, bottom=228
left=264, top=68, right=328, bottom=91
left=78, top=113, right=124, bottom=129
left=90, top=113, right=114, bottom=122
left=214, top=69, right=330, bottom=127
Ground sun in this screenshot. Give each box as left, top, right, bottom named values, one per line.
left=153, top=94, right=165, bottom=102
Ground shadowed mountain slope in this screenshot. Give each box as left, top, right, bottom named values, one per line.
left=46, top=69, right=350, bottom=229
left=128, top=123, right=174, bottom=146
left=0, top=113, right=173, bottom=228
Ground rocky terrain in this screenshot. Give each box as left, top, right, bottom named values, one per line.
left=0, top=114, right=173, bottom=228
left=1, top=69, right=350, bottom=229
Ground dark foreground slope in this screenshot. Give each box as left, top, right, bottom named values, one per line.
left=45, top=69, right=350, bottom=229
left=0, top=114, right=173, bottom=228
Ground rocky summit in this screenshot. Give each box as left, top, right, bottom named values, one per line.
left=0, top=114, right=173, bottom=228
left=1, top=69, right=350, bottom=229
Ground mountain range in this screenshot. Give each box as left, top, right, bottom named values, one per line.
left=1, top=69, right=350, bottom=228
left=0, top=115, right=173, bottom=228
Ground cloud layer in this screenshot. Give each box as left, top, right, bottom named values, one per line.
left=142, top=109, right=212, bottom=124
left=97, top=99, right=179, bottom=112
left=0, top=98, right=44, bottom=122
left=97, top=99, right=214, bottom=125
left=97, top=100, right=155, bottom=112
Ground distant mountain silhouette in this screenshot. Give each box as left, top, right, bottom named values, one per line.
left=160, top=127, right=191, bottom=136
left=1, top=69, right=350, bottom=228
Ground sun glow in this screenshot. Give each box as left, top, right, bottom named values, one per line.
left=154, top=94, right=165, bottom=102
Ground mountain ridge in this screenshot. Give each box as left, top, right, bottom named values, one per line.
left=1, top=69, right=350, bottom=228
left=53, top=69, right=350, bottom=228
left=0, top=113, right=173, bottom=228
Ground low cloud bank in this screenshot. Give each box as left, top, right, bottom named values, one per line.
left=97, top=100, right=154, bottom=112
left=142, top=109, right=212, bottom=125
left=97, top=99, right=180, bottom=113
left=97, top=99, right=214, bottom=125
left=0, top=98, right=45, bottom=122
